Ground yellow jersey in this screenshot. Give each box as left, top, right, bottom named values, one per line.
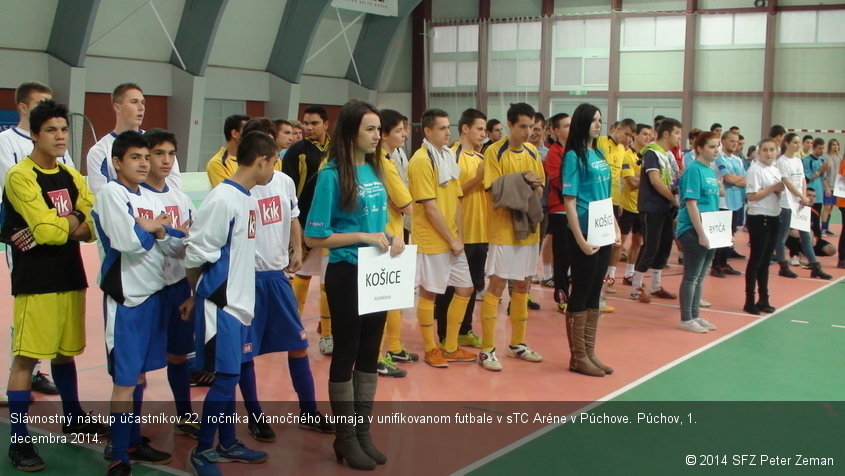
left=207, top=146, right=280, bottom=188
left=381, top=153, right=412, bottom=238
left=408, top=144, right=463, bottom=254
left=597, top=136, right=624, bottom=206
left=452, top=143, right=487, bottom=244
left=482, top=138, right=545, bottom=246
left=619, top=149, right=642, bottom=213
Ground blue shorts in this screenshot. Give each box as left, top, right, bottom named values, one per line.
left=194, top=299, right=253, bottom=375
left=252, top=271, right=308, bottom=355
left=823, top=194, right=836, bottom=206
left=161, top=279, right=194, bottom=355
left=105, top=293, right=167, bottom=386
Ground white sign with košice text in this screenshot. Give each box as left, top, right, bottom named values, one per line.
left=700, top=210, right=733, bottom=249
left=790, top=203, right=811, bottom=233
left=357, top=245, right=417, bottom=315
left=587, top=198, right=616, bottom=247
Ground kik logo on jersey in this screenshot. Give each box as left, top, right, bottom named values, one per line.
left=165, top=206, right=182, bottom=227
left=258, top=196, right=283, bottom=225
left=137, top=208, right=154, bottom=219
left=247, top=209, right=257, bottom=239
left=46, top=189, right=72, bottom=216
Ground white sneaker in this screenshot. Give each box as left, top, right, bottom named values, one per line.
left=478, top=349, right=502, bottom=371
left=789, top=256, right=800, bottom=266
left=677, top=320, right=708, bottom=333
left=507, top=343, right=543, bottom=362
left=694, top=318, right=717, bottom=331
left=318, top=336, right=334, bottom=355
left=476, top=289, right=486, bottom=301
left=699, top=299, right=711, bottom=307
left=0, top=393, right=7, bottom=407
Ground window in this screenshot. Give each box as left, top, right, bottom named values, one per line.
left=552, top=18, right=611, bottom=89
left=491, top=22, right=542, bottom=51
left=699, top=13, right=766, bottom=47
left=432, top=25, right=479, bottom=53
left=779, top=10, right=845, bottom=44
left=622, top=16, right=686, bottom=50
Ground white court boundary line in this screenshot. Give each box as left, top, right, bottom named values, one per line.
left=452, top=276, right=844, bottom=476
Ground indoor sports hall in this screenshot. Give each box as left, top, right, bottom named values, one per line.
left=1, top=1, right=843, bottom=475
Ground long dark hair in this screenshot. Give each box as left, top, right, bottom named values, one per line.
left=565, top=103, right=601, bottom=164
left=781, top=132, right=798, bottom=155
left=330, top=100, right=384, bottom=212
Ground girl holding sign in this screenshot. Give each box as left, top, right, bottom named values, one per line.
left=744, top=139, right=786, bottom=315
left=675, top=132, right=721, bottom=333
left=562, top=103, right=620, bottom=377
left=305, top=100, right=405, bottom=470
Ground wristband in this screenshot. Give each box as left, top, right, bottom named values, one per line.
left=70, top=210, right=86, bottom=223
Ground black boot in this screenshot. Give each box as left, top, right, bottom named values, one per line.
left=756, top=292, right=776, bottom=314
left=743, top=294, right=760, bottom=315
left=778, top=261, right=797, bottom=278
left=809, top=262, right=832, bottom=280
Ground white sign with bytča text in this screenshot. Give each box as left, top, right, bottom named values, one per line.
left=700, top=210, right=733, bottom=249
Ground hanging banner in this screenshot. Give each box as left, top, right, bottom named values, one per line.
left=332, top=0, right=398, bottom=16
left=587, top=198, right=616, bottom=247
left=357, top=245, right=417, bottom=315
left=700, top=210, right=733, bottom=249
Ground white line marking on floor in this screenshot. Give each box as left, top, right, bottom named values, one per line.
left=832, top=325, right=845, bottom=329
left=791, top=320, right=809, bottom=324
left=452, top=275, right=845, bottom=476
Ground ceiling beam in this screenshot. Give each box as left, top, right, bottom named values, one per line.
left=267, top=0, right=333, bottom=83
left=170, top=0, right=229, bottom=76
left=47, top=0, right=100, bottom=67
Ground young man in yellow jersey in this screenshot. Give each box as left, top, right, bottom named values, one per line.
left=596, top=118, right=636, bottom=295
left=618, top=124, right=651, bottom=285
left=479, top=102, right=545, bottom=371
left=206, top=114, right=249, bottom=187
left=408, top=109, right=477, bottom=368
left=435, top=108, right=488, bottom=350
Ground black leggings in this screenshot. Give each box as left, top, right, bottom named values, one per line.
left=745, top=214, right=780, bottom=299
left=435, top=243, right=488, bottom=340
left=568, top=231, right=611, bottom=313
left=549, top=214, right=573, bottom=301
left=635, top=210, right=675, bottom=272
left=325, top=262, right=386, bottom=382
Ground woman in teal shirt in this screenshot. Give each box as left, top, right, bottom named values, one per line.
left=304, top=100, right=405, bottom=470
left=677, top=132, right=722, bottom=333
left=562, top=103, right=619, bottom=378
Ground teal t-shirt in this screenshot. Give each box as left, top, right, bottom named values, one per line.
left=562, top=148, right=610, bottom=234
left=304, top=160, right=388, bottom=264
left=676, top=160, right=720, bottom=238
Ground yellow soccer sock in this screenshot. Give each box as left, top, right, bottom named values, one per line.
left=444, top=295, right=470, bottom=352
left=292, top=275, right=311, bottom=315
left=480, top=293, right=500, bottom=352
left=417, top=297, right=437, bottom=352
left=319, top=286, right=331, bottom=337
left=509, top=292, right=528, bottom=346
left=385, top=309, right=403, bottom=354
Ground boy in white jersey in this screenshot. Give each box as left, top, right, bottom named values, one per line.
left=140, top=129, right=198, bottom=438
left=93, top=131, right=187, bottom=474
left=0, top=81, right=73, bottom=398
left=87, top=83, right=182, bottom=194
left=184, top=132, right=276, bottom=475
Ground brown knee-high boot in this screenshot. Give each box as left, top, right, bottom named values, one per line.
left=353, top=370, right=386, bottom=465
left=585, top=309, right=613, bottom=374
left=329, top=380, right=376, bottom=470
left=566, top=311, right=605, bottom=377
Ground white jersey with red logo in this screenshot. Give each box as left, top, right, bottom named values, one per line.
left=87, top=131, right=182, bottom=194
left=93, top=181, right=186, bottom=307
left=185, top=179, right=258, bottom=325
left=140, top=182, right=194, bottom=285
left=252, top=171, right=299, bottom=272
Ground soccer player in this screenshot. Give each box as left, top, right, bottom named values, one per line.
left=711, top=131, right=746, bottom=277
left=481, top=119, right=503, bottom=154
left=377, top=109, right=416, bottom=377
left=273, top=119, right=295, bottom=157
left=408, top=108, right=477, bottom=368
left=184, top=131, right=275, bottom=475
left=140, top=129, right=198, bottom=437
left=0, top=81, right=75, bottom=397
left=618, top=124, right=651, bottom=285
left=434, top=108, right=487, bottom=351
left=562, top=103, right=619, bottom=377
left=630, top=118, right=683, bottom=302
left=94, top=131, right=186, bottom=474
left=206, top=114, right=249, bottom=188
left=3, top=100, right=106, bottom=472
left=544, top=112, right=572, bottom=313
left=479, top=102, right=545, bottom=372
left=305, top=100, right=405, bottom=470
left=282, top=106, right=333, bottom=354
left=676, top=132, right=721, bottom=333
left=87, top=83, right=181, bottom=194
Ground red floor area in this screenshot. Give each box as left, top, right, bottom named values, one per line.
left=2, top=224, right=843, bottom=474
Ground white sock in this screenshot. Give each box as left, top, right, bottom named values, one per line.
left=625, top=264, right=635, bottom=277
left=543, top=263, right=553, bottom=280
left=606, top=266, right=617, bottom=279
left=632, top=271, right=645, bottom=290
left=649, top=268, right=662, bottom=293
